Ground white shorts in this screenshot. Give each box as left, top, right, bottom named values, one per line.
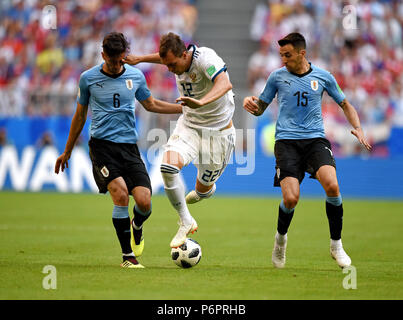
left=163, top=118, right=236, bottom=186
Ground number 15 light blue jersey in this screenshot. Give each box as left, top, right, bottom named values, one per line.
left=259, top=63, right=345, bottom=141
left=77, top=63, right=151, bottom=144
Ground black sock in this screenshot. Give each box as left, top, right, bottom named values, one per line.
left=133, top=205, right=152, bottom=229
left=326, top=201, right=343, bottom=240
left=112, top=217, right=132, bottom=254
left=277, top=205, right=294, bottom=235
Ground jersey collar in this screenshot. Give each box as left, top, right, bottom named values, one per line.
left=100, top=63, right=126, bottom=79
left=185, top=44, right=197, bottom=73
left=289, top=62, right=313, bottom=78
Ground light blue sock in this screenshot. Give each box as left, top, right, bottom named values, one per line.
left=112, top=205, right=129, bottom=219
left=326, top=195, right=342, bottom=207
left=279, top=200, right=295, bottom=214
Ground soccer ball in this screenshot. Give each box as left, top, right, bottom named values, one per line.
left=171, top=238, right=202, bottom=268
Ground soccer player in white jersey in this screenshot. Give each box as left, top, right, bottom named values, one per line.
left=124, top=32, right=236, bottom=248
left=244, top=33, right=372, bottom=269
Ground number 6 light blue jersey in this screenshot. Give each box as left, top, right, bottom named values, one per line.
left=259, top=63, right=345, bottom=140
left=77, top=63, right=151, bottom=144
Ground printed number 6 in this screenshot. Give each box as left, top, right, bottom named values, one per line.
left=113, top=93, right=120, bottom=108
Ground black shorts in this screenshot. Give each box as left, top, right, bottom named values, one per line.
left=273, top=137, right=336, bottom=187
left=88, top=137, right=152, bottom=194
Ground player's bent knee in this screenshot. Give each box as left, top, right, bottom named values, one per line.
left=136, top=201, right=151, bottom=214
left=134, top=188, right=151, bottom=212
left=114, top=191, right=129, bottom=206
left=283, top=195, right=299, bottom=209
left=134, top=193, right=151, bottom=213
left=325, top=182, right=339, bottom=197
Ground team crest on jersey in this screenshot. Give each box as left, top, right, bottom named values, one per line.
left=170, top=134, right=180, bottom=141
left=189, top=72, right=197, bottom=82
left=310, top=80, right=319, bottom=91
left=126, top=79, right=133, bottom=90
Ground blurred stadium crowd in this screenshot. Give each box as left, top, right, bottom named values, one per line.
left=0, top=0, right=197, bottom=147
left=249, top=0, right=403, bottom=156
left=1, top=0, right=402, bottom=157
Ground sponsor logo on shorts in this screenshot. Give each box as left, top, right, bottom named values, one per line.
left=276, top=167, right=281, bottom=179
left=101, top=166, right=109, bottom=178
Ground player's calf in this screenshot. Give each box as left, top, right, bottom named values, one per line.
left=131, top=204, right=151, bottom=257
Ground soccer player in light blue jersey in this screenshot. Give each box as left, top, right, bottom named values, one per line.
left=243, top=33, right=372, bottom=269
left=55, top=32, right=182, bottom=268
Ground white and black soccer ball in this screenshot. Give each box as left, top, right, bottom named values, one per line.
left=171, top=238, right=202, bottom=268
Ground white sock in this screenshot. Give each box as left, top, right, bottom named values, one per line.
left=161, top=164, right=192, bottom=225
left=123, top=252, right=135, bottom=257
left=276, top=231, right=287, bottom=245
left=331, top=239, right=342, bottom=249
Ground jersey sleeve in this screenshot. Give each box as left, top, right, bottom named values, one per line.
left=325, top=72, right=346, bottom=104
left=76, top=73, right=90, bottom=106
left=200, top=49, right=227, bottom=82
left=259, top=71, right=277, bottom=104
left=134, top=71, right=151, bottom=102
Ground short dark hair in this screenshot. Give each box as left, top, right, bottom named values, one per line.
left=102, top=32, right=129, bottom=58
left=159, top=32, right=186, bottom=58
left=278, top=33, right=306, bottom=50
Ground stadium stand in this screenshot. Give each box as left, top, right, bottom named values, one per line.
left=248, top=0, right=403, bottom=157
left=0, top=0, right=197, bottom=148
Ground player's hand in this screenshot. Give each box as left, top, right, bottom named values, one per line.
left=243, top=96, right=260, bottom=115
left=176, top=96, right=203, bottom=109
left=351, top=127, right=372, bottom=151
left=122, top=54, right=142, bottom=66
left=54, top=151, right=71, bottom=174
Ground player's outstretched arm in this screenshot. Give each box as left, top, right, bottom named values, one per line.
left=140, top=96, right=182, bottom=114
left=243, top=96, right=269, bottom=116
left=55, top=102, right=88, bottom=174
left=339, top=99, right=372, bottom=151
left=176, top=72, right=232, bottom=109
left=123, top=53, right=162, bottom=65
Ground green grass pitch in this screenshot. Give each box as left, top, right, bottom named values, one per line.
left=0, top=191, right=402, bottom=300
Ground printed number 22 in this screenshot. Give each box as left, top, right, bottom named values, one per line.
left=201, top=169, right=221, bottom=183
